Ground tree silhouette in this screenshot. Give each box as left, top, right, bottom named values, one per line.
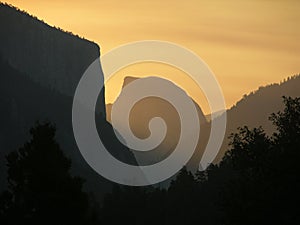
left=97, top=97, right=300, bottom=225
left=217, top=96, right=300, bottom=225
left=95, top=97, right=300, bottom=225
left=3, top=96, right=298, bottom=225
left=267, top=96, right=300, bottom=224
left=270, top=96, right=300, bottom=145
left=162, top=167, right=197, bottom=225
left=0, top=122, right=90, bottom=225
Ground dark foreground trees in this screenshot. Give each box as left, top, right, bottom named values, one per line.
left=99, top=96, right=300, bottom=225
left=0, top=96, right=299, bottom=225
left=217, top=96, right=300, bottom=225
left=0, top=122, right=92, bottom=225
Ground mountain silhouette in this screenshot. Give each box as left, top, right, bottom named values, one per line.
left=215, top=74, right=300, bottom=161
left=107, top=74, right=300, bottom=170
left=0, top=3, right=104, bottom=110
left=1, top=2, right=299, bottom=194
left=0, top=3, right=136, bottom=201
left=106, top=76, right=210, bottom=171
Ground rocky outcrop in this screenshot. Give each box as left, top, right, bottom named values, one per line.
left=0, top=3, right=105, bottom=116
left=106, top=76, right=209, bottom=171
left=0, top=3, right=131, bottom=200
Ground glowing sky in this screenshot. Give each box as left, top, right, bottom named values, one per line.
left=5, top=0, right=300, bottom=114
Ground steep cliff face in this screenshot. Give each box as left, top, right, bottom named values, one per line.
left=0, top=56, right=137, bottom=200
left=0, top=3, right=129, bottom=200
left=0, top=3, right=105, bottom=116
left=106, top=76, right=209, bottom=171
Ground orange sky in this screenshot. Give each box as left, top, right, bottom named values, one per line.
left=4, top=0, right=300, bottom=114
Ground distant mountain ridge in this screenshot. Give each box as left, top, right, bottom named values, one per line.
left=106, top=76, right=210, bottom=170
left=215, top=74, right=300, bottom=161
left=228, top=75, right=300, bottom=133
left=107, top=74, right=300, bottom=169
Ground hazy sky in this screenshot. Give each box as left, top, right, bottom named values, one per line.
left=5, top=0, right=300, bottom=114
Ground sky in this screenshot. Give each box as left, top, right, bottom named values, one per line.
left=5, top=0, right=300, bottom=114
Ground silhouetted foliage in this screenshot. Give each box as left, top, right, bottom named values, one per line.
left=0, top=122, right=93, bottom=225
left=0, top=97, right=298, bottom=225
left=98, top=96, right=300, bottom=225
left=1, top=97, right=297, bottom=225
left=214, top=96, right=300, bottom=225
